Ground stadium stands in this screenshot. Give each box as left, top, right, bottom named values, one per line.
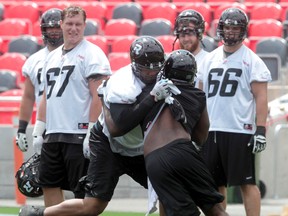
left=0, top=0, right=286, bottom=80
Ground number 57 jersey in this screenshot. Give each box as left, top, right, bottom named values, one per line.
left=42, top=39, right=112, bottom=135
left=198, top=44, right=271, bottom=134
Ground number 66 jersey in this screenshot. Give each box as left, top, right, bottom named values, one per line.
left=198, top=44, right=271, bottom=134
left=42, top=39, right=112, bottom=135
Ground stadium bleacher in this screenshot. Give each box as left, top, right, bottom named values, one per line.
left=0, top=0, right=287, bottom=92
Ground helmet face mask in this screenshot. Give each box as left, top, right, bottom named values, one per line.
left=130, top=36, right=165, bottom=84
left=15, top=153, right=43, bottom=198
left=160, top=49, right=197, bottom=85
left=41, top=8, right=63, bottom=47
left=217, top=8, right=248, bottom=46
left=174, top=10, right=205, bottom=40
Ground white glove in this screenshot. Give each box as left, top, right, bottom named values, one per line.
left=16, top=132, right=28, bottom=152
left=32, top=120, right=46, bottom=155
left=33, top=136, right=44, bottom=155
left=83, top=122, right=94, bottom=159
left=165, top=95, right=175, bottom=105
left=150, top=79, right=181, bottom=102
left=248, top=126, right=266, bottom=154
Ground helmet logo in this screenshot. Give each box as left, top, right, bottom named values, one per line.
left=133, top=43, right=143, bottom=56
left=23, top=181, right=34, bottom=193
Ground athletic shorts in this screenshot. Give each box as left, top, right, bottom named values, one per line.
left=38, top=141, right=89, bottom=198
left=84, top=122, right=148, bottom=201
left=145, top=139, right=224, bottom=216
left=200, top=131, right=256, bottom=187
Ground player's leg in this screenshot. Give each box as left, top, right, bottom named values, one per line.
left=240, top=184, right=261, bottom=216
left=43, top=187, right=64, bottom=207
left=38, top=142, right=65, bottom=207
left=19, top=197, right=108, bottom=216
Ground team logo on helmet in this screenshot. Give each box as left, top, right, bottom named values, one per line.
left=15, top=153, right=43, bottom=198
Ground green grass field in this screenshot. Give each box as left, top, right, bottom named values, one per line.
left=0, top=207, right=154, bottom=215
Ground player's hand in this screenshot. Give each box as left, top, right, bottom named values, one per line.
left=33, top=136, right=43, bottom=155
left=16, top=132, right=28, bottom=152
left=83, top=122, right=94, bottom=159
left=83, top=134, right=90, bottom=159
left=248, top=126, right=266, bottom=154
left=150, top=79, right=181, bottom=102
left=32, top=120, right=46, bottom=155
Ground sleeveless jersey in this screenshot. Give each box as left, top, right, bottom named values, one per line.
left=198, top=45, right=271, bottom=134
left=22, top=47, right=49, bottom=108
left=43, top=39, right=111, bottom=134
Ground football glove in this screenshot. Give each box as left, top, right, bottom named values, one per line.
left=150, top=79, right=181, bottom=102
left=83, top=122, right=94, bottom=159
left=16, top=120, right=29, bottom=152
left=32, top=120, right=46, bottom=155
left=248, top=126, right=266, bottom=154
left=16, top=132, right=28, bottom=152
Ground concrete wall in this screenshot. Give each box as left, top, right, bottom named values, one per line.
left=0, top=125, right=147, bottom=200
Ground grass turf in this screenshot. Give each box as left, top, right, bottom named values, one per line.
left=0, top=207, right=154, bottom=215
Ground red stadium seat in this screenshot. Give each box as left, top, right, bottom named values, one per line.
left=179, top=2, right=212, bottom=26
left=143, top=3, right=177, bottom=26
left=4, top=2, right=40, bottom=24
left=250, top=3, right=282, bottom=21
left=85, top=35, right=109, bottom=56
left=0, top=89, right=27, bottom=125
left=156, top=35, right=179, bottom=53
left=80, top=2, right=107, bottom=30
left=214, top=2, right=247, bottom=20
left=110, top=35, right=138, bottom=53
left=41, top=2, right=70, bottom=14
left=108, top=52, right=130, bottom=72
left=248, top=19, right=283, bottom=37
left=0, top=18, right=32, bottom=36
left=0, top=53, right=27, bottom=85
left=32, top=20, right=41, bottom=37
left=105, top=18, right=137, bottom=36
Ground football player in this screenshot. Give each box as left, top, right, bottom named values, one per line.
left=16, top=8, right=63, bottom=153
left=198, top=8, right=271, bottom=215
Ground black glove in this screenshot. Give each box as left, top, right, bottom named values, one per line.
left=248, top=126, right=266, bottom=154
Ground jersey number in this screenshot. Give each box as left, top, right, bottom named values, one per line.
left=208, top=68, right=242, bottom=98
left=46, top=65, right=75, bottom=99
left=37, top=68, right=44, bottom=97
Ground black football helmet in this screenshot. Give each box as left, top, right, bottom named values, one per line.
left=174, top=9, right=205, bottom=40
left=217, top=8, right=248, bottom=46
left=15, top=153, right=43, bottom=198
left=130, top=36, right=165, bottom=84
left=160, top=49, right=197, bottom=84
left=40, top=8, right=63, bottom=47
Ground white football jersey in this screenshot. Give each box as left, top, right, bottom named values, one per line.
left=99, top=65, right=145, bottom=156
left=194, top=48, right=208, bottom=88
left=198, top=45, right=271, bottom=134
left=22, top=47, right=49, bottom=108
left=43, top=39, right=111, bottom=134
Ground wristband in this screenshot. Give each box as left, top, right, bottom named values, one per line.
left=32, top=120, right=46, bottom=137
left=18, top=120, right=28, bottom=133
left=256, top=126, right=266, bottom=135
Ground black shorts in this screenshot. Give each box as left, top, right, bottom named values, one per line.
left=200, top=131, right=256, bottom=187
left=145, top=139, right=224, bottom=216
left=84, top=122, right=147, bottom=201
left=38, top=141, right=89, bottom=198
